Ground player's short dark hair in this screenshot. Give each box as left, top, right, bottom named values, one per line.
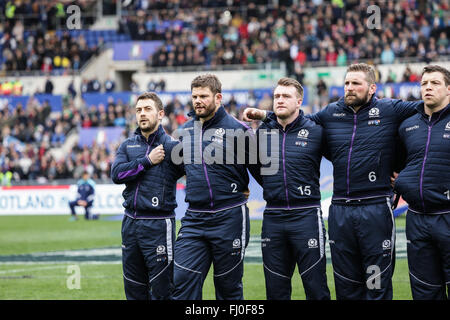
left=191, top=74, right=222, bottom=95
left=277, top=77, right=304, bottom=99
left=136, top=92, right=164, bottom=111
left=346, top=63, right=376, bottom=85
left=422, top=65, right=450, bottom=86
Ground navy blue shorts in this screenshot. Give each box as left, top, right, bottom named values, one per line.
left=173, top=204, right=249, bottom=300
left=121, top=216, right=175, bottom=300
left=261, top=207, right=330, bottom=300
left=328, top=198, right=395, bottom=300
left=406, top=210, right=449, bottom=300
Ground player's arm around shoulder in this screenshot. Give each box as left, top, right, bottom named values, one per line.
left=163, top=136, right=185, bottom=179
left=388, top=98, right=421, bottom=122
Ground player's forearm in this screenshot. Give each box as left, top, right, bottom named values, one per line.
left=111, top=157, right=152, bottom=184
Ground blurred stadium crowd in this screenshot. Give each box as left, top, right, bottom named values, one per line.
left=0, top=0, right=448, bottom=185
left=0, top=65, right=424, bottom=185
left=137, top=0, right=449, bottom=70
left=1, top=0, right=448, bottom=72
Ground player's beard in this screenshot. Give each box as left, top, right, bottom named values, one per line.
left=194, top=100, right=217, bottom=119
left=139, top=117, right=158, bottom=133
left=344, top=88, right=370, bottom=107
left=274, top=106, right=295, bottom=120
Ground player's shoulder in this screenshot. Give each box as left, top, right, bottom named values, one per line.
left=257, top=120, right=271, bottom=131
left=398, top=112, right=420, bottom=130
left=302, top=115, right=320, bottom=127
left=180, top=118, right=195, bottom=129
left=374, top=97, right=419, bottom=110
left=374, top=97, right=398, bottom=108
left=316, top=100, right=344, bottom=119
left=161, top=132, right=181, bottom=149
left=294, top=117, right=323, bottom=143
left=226, top=114, right=254, bottom=132
left=120, top=134, right=140, bottom=146
left=87, top=179, right=96, bottom=188
left=301, top=116, right=323, bottom=133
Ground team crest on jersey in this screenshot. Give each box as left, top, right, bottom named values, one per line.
left=156, top=245, right=166, bottom=255
left=297, top=129, right=309, bottom=139
left=445, top=121, right=450, bottom=131
left=368, top=107, right=380, bottom=118
left=211, top=128, right=225, bottom=144
left=308, top=238, right=318, bottom=248
left=215, top=128, right=225, bottom=136
left=382, top=240, right=391, bottom=250
left=232, top=239, right=241, bottom=248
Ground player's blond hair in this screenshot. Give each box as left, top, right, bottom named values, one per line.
left=346, top=63, right=376, bottom=85
left=277, top=77, right=304, bottom=99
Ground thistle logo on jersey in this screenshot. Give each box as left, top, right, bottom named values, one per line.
left=211, top=127, right=225, bottom=144
left=156, top=245, right=166, bottom=255
left=308, top=238, right=318, bottom=248
left=368, top=107, right=380, bottom=118
left=445, top=121, right=450, bottom=131
left=382, top=240, right=391, bottom=250
left=297, top=129, right=309, bottom=139
left=215, top=128, right=225, bottom=136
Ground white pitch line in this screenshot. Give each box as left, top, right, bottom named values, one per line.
left=0, top=261, right=123, bottom=266
left=0, top=265, right=67, bottom=275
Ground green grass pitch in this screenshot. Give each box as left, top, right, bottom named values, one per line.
left=0, top=215, right=412, bottom=300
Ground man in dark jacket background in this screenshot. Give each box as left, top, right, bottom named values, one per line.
left=243, top=63, right=422, bottom=299
left=111, top=92, right=184, bottom=300
left=394, top=65, right=450, bottom=300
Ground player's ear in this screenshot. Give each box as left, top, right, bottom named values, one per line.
left=369, top=83, right=377, bottom=96
left=215, top=93, right=223, bottom=107
left=158, top=109, right=165, bottom=121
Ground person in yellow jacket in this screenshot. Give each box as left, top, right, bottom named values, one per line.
left=2, top=81, right=13, bottom=95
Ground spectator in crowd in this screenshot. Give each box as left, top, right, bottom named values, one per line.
left=88, top=78, right=102, bottom=93
left=402, top=66, right=421, bottom=83
left=68, top=80, right=77, bottom=98
left=156, top=78, right=166, bottom=91
left=44, top=77, right=54, bottom=94
left=104, top=78, right=116, bottom=93
left=147, top=79, right=158, bottom=91
left=381, top=45, right=395, bottom=64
